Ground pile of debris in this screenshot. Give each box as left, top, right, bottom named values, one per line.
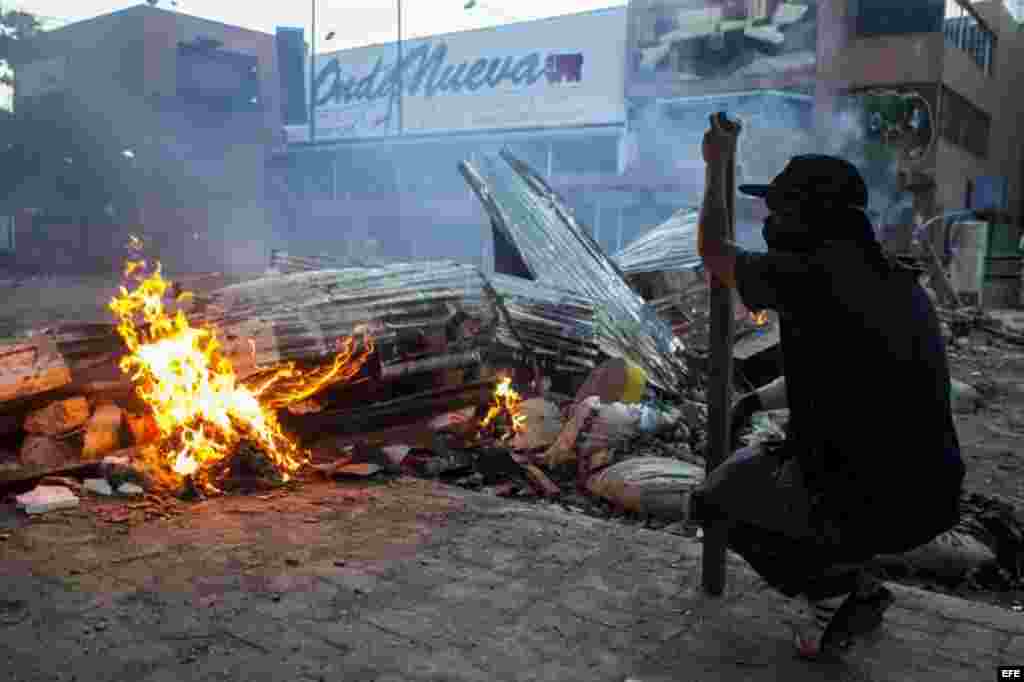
left=0, top=151, right=704, bottom=519
left=1, top=150, right=1020, bottom=605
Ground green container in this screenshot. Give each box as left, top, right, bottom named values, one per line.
left=987, top=223, right=1020, bottom=258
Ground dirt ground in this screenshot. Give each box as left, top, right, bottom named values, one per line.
left=948, top=335, right=1024, bottom=509
left=917, top=316, right=1024, bottom=609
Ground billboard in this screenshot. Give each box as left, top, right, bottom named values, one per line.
left=625, top=0, right=818, bottom=99
left=295, top=7, right=627, bottom=141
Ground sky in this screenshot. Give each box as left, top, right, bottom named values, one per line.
left=7, top=0, right=627, bottom=50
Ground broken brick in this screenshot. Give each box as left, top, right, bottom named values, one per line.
left=82, top=403, right=125, bottom=460
left=19, top=434, right=76, bottom=469
left=23, top=397, right=90, bottom=436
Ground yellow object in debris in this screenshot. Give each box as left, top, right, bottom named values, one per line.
left=621, top=361, right=648, bottom=405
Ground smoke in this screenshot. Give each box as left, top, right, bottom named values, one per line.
left=814, top=101, right=902, bottom=224
left=625, top=90, right=901, bottom=242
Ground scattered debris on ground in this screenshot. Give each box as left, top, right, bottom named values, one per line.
left=1, top=151, right=1022, bottom=614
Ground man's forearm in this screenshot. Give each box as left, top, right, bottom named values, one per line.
left=699, top=164, right=730, bottom=256
left=755, top=375, right=787, bottom=411
left=698, top=163, right=737, bottom=288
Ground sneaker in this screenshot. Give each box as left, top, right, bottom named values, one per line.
left=820, top=585, right=894, bottom=651
left=789, top=595, right=844, bottom=660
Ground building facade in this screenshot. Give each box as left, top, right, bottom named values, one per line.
left=3, top=2, right=1022, bottom=284
left=5, top=5, right=283, bottom=274
left=276, top=8, right=637, bottom=269
left=829, top=0, right=1024, bottom=249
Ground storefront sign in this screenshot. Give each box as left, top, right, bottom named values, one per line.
left=299, top=7, right=626, bottom=140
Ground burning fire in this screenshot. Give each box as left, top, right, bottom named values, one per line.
left=109, top=239, right=373, bottom=492
left=750, top=311, right=770, bottom=327
left=480, top=376, right=527, bottom=438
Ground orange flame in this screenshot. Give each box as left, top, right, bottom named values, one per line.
left=108, top=246, right=373, bottom=492
left=480, top=376, right=527, bottom=438
left=750, top=311, right=769, bottom=327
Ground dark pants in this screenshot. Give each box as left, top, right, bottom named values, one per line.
left=692, top=445, right=870, bottom=601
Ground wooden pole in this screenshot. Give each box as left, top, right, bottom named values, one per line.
left=701, top=113, right=737, bottom=597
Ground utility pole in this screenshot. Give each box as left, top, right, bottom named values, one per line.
left=309, top=0, right=316, bottom=144
left=397, top=0, right=403, bottom=135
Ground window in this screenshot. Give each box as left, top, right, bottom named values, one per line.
left=0, top=215, right=15, bottom=252
left=939, top=85, right=990, bottom=157
left=176, top=43, right=261, bottom=112
left=855, top=0, right=945, bottom=37
left=944, top=0, right=996, bottom=74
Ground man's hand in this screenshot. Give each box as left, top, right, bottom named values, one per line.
left=730, top=391, right=762, bottom=449
left=698, top=113, right=741, bottom=289
left=702, top=113, right=742, bottom=167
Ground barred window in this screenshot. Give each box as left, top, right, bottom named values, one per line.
left=939, top=85, right=990, bottom=158
left=944, top=0, right=996, bottom=75
left=855, top=0, right=945, bottom=37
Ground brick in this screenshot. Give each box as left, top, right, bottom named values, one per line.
left=82, top=402, right=125, bottom=459
left=23, top=396, right=90, bottom=435
left=18, top=434, right=76, bottom=468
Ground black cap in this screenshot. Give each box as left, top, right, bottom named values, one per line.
left=739, top=154, right=869, bottom=211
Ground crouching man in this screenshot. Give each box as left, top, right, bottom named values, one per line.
left=690, top=115, right=965, bottom=659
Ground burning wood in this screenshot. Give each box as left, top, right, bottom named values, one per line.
left=106, top=241, right=374, bottom=494
left=478, top=376, right=527, bottom=442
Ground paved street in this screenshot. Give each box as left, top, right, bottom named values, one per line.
left=1, top=478, right=1021, bottom=681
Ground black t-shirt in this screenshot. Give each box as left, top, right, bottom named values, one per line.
left=734, top=242, right=964, bottom=549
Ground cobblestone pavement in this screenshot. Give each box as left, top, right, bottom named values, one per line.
left=1, top=478, right=1021, bottom=681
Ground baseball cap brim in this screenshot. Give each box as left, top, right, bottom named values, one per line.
left=738, top=184, right=770, bottom=198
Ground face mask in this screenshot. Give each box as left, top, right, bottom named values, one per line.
left=762, top=213, right=824, bottom=253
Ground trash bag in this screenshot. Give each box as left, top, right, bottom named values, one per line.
left=510, top=398, right=564, bottom=450
left=543, top=396, right=679, bottom=467
left=876, top=529, right=996, bottom=580
left=586, top=456, right=705, bottom=520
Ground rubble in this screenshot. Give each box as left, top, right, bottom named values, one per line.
left=15, top=485, right=79, bottom=514
left=544, top=396, right=680, bottom=468
left=81, top=403, right=124, bottom=459
left=19, top=434, right=76, bottom=469
left=573, top=358, right=648, bottom=406
left=83, top=478, right=114, bottom=496
left=613, top=208, right=702, bottom=276
left=100, top=449, right=148, bottom=484
left=332, top=462, right=383, bottom=478
left=524, top=464, right=560, bottom=498
left=38, top=476, right=83, bottom=492
left=459, top=150, right=688, bottom=396
left=379, top=445, right=411, bottom=470
left=0, top=334, right=72, bottom=404
left=509, top=398, right=562, bottom=450
left=116, top=482, right=144, bottom=497
left=487, top=273, right=603, bottom=384
left=23, top=397, right=90, bottom=436
left=428, top=409, right=475, bottom=431
left=586, top=457, right=705, bottom=520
